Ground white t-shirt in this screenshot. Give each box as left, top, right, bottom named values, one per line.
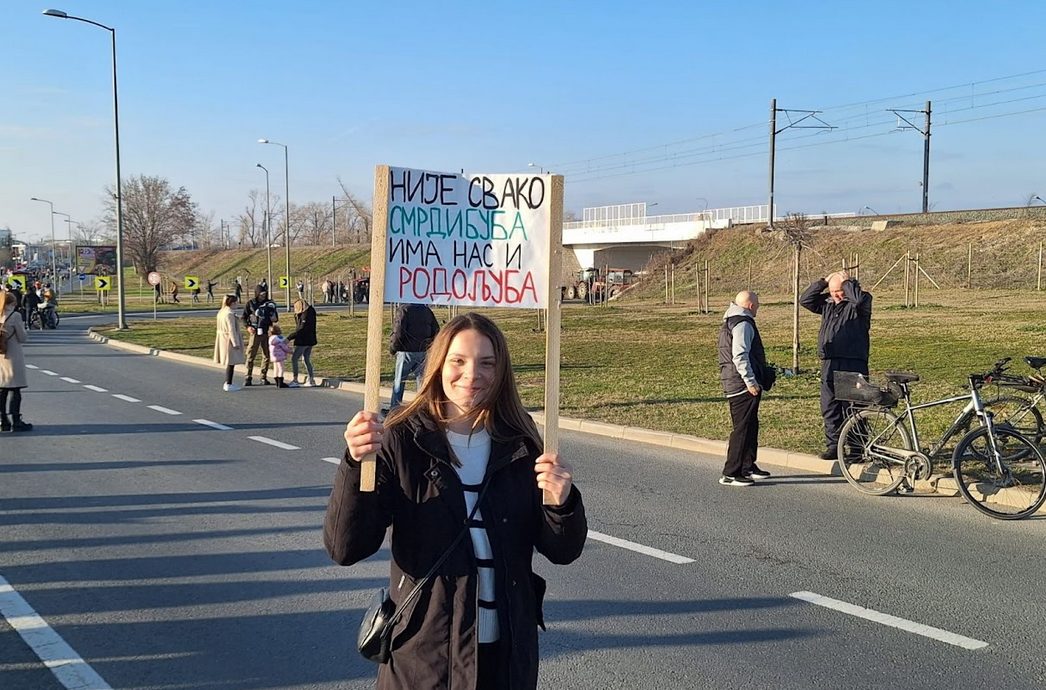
left=445, top=427, right=499, bottom=643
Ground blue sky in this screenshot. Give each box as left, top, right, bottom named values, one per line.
left=4, top=0, right=1046, bottom=242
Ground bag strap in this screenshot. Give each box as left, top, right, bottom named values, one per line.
left=382, top=470, right=494, bottom=636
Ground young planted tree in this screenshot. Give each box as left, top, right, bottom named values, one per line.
left=780, top=212, right=812, bottom=375
left=105, top=175, right=196, bottom=272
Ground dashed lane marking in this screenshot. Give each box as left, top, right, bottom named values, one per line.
left=83, top=385, right=108, bottom=392
left=112, top=394, right=141, bottom=403
left=0, top=574, right=113, bottom=689
left=587, top=530, right=695, bottom=564
left=147, top=405, right=182, bottom=416
left=25, top=364, right=38, bottom=369
left=248, top=435, right=300, bottom=451
left=195, top=419, right=233, bottom=431
left=322, top=457, right=341, bottom=465
left=40, top=369, right=57, bottom=376
left=60, top=377, right=81, bottom=383
left=790, top=591, right=988, bottom=650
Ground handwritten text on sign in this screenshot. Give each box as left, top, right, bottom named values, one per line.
left=384, top=167, right=551, bottom=308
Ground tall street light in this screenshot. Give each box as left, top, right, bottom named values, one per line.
left=29, top=197, right=57, bottom=284
left=259, top=138, right=291, bottom=310
left=43, top=9, right=127, bottom=329
left=52, top=211, right=72, bottom=290
left=528, top=162, right=545, bottom=173
left=256, top=163, right=273, bottom=290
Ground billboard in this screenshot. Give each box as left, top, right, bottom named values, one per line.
left=77, top=245, right=117, bottom=276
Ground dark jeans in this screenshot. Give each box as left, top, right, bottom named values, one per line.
left=291, top=345, right=314, bottom=381
left=820, top=358, right=869, bottom=449
left=476, top=641, right=504, bottom=690
left=723, top=392, right=760, bottom=478
left=225, top=365, right=235, bottom=386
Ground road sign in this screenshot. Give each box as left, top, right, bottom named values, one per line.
left=95, top=276, right=111, bottom=291
left=278, top=276, right=289, bottom=289
left=147, top=271, right=162, bottom=286
left=7, top=275, right=26, bottom=291
left=184, top=275, right=199, bottom=290
left=78, top=273, right=87, bottom=282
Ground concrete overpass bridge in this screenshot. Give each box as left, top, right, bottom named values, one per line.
left=562, top=202, right=770, bottom=273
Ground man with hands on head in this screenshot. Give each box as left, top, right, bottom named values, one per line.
left=800, top=269, right=873, bottom=460
left=324, top=312, right=586, bottom=690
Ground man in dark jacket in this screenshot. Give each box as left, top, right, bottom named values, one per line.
left=388, top=303, right=440, bottom=409
left=242, top=285, right=279, bottom=386
left=800, top=270, right=873, bottom=459
left=717, top=290, right=772, bottom=486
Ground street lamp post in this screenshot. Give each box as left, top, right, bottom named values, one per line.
left=64, top=218, right=78, bottom=287
left=43, top=9, right=127, bottom=329
left=52, top=211, right=72, bottom=290
left=528, top=162, right=545, bottom=174
left=259, top=139, right=291, bottom=310
left=29, top=197, right=57, bottom=285
left=256, top=164, right=273, bottom=291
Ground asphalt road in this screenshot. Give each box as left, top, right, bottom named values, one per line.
left=3, top=319, right=1046, bottom=689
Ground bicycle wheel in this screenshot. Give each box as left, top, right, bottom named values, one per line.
left=953, top=426, right=1046, bottom=519
left=837, top=408, right=913, bottom=495
left=984, top=396, right=1045, bottom=452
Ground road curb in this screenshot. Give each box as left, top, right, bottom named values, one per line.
left=84, top=328, right=847, bottom=479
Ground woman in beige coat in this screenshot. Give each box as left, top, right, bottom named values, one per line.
left=214, top=294, right=245, bottom=392
left=0, top=290, right=31, bottom=432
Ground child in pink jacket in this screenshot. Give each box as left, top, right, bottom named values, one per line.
left=268, top=324, right=295, bottom=388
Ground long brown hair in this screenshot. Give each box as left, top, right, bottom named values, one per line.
left=386, top=312, right=540, bottom=444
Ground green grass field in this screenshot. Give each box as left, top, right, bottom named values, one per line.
left=96, top=287, right=1046, bottom=458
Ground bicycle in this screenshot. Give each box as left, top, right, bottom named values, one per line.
left=835, top=366, right=1046, bottom=520
left=980, top=356, right=1046, bottom=447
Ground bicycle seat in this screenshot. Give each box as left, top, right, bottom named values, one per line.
left=1025, top=356, right=1046, bottom=371
left=882, top=370, right=920, bottom=384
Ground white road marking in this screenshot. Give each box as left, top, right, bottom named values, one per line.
left=248, top=435, right=300, bottom=451
left=790, top=591, right=988, bottom=650
left=147, top=405, right=181, bottom=416
left=587, top=530, right=695, bottom=564
left=40, top=369, right=57, bottom=376
left=60, top=377, right=81, bottom=384
left=322, top=457, right=342, bottom=465
left=0, top=575, right=113, bottom=689
left=25, top=364, right=38, bottom=369
left=83, top=385, right=108, bottom=392
left=194, top=419, right=233, bottom=431
left=112, top=394, right=141, bottom=403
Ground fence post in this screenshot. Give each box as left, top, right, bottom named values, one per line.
left=903, top=249, right=911, bottom=307
left=703, top=260, right=709, bottom=315
left=1038, top=242, right=1043, bottom=291
left=967, top=242, right=972, bottom=289
left=914, top=252, right=920, bottom=308
left=664, top=264, right=669, bottom=304
left=792, top=245, right=801, bottom=374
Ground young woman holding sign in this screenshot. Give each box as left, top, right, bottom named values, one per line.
left=324, top=311, right=587, bottom=690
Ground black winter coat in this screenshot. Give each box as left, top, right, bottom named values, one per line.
left=389, top=303, right=440, bottom=354
left=799, top=278, right=872, bottom=361
left=323, top=411, right=587, bottom=690
left=286, top=305, right=317, bottom=346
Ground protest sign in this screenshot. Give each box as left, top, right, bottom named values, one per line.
left=77, top=245, right=117, bottom=275
left=359, top=166, right=563, bottom=497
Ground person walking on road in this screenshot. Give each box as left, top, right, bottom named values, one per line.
left=242, top=285, right=279, bottom=386
left=388, top=302, right=440, bottom=410
left=800, top=269, right=873, bottom=459
left=234, top=276, right=243, bottom=303
left=214, top=294, right=245, bottom=392
left=0, top=291, right=32, bottom=432
left=287, top=298, right=318, bottom=387
left=717, top=290, right=773, bottom=486
left=206, top=279, right=217, bottom=303
left=296, top=279, right=305, bottom=301
left=170, top=281, right=181, bottom=304
left=326, top=312, right=587, bottom=690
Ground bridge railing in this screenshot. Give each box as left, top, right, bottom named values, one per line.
left=564, top=204, right=770, bottom=230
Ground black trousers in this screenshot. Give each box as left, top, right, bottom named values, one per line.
left=723, top=392, right=760, bottom=478
left=476, top=641, right=505, bottom=690
left=820, top=358, right=869, bottom=449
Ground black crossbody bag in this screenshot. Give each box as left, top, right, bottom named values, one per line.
left=357, top=473, right=493, bottom=664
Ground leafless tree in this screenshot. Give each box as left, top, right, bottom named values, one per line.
left=237, top=189, right=281, bottom=248
left=337, top=177, right=372, bottom=244
left=104, top=175, right=196, bottom=272
left=295, top=201, right=334, bottom=245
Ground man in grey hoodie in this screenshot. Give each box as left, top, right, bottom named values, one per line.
left=716, top=290, right=772, bottom=486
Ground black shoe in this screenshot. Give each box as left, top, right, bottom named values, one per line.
left=244, top=379, right=253, bottom=387
left=747, top=466, right=771, bottom=480
left=0, top=418, right=10, bottom=433
left=261, top=378, right=272, bottom=386
left=11, top=418, right=33, bottom=432
left=819, top=449, right=837, bottom=460
left=719, top=475, right=755, bottom=487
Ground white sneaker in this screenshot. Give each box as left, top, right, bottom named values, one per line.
left=223, top=383, right=241, bottom=392
left=287, top=381, right=300, bottom=388
left=303, top=379, right=316, bottom=387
